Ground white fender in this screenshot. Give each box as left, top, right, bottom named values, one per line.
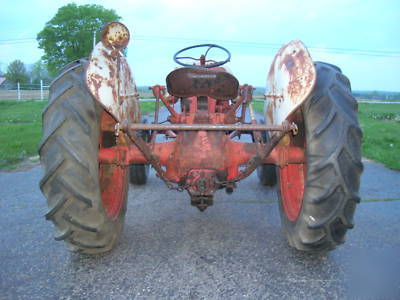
left=86, top=22, right=140, bottom=123
left=265, top=40, right=316, bottom=127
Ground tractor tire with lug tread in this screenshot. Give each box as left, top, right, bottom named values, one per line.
left=257, top=164, right=277, bottom=187
left=278, top=62, right=363, bottom=252
left=256, top=119, right=277, bottom=187
left=129, top=122, right=150, bottom=185
left=39, top=59, right=128, bottom=254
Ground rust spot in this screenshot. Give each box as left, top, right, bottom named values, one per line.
left=166, top=67, right=239, bottom=100
left=101, top=22, right=130, bottom=50
left=86, top=39, right=140, bottom=124
left=265, top=40, right=316, bottom=125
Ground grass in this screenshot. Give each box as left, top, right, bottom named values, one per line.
left=0, top=100, right=160, bottom=170
left=252, top=101, right=400, bottom=171
left=140, top=100, right=163, bottom=116
left=252, top=100, right=264, bottom=114
left=0, top=100, right=46, bottom=170
left=358, top=103, right=400, bottom=170
left=0, top=100, right=398, bottom=171
left=363, top=198, right=400, bottom=203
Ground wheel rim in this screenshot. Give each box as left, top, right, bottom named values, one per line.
left=98, top=111, right=128, bottom=220
left=99, top=165, right=128, bottom=220
left=280, top=163, right=306, bottom=221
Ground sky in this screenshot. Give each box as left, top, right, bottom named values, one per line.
left=0, top=0, right=399, bottom=91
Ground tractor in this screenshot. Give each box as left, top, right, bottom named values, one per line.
left=39, top=22, right=363, bottom=254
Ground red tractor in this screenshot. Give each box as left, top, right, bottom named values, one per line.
left=39, top=22, right=362, bottom=254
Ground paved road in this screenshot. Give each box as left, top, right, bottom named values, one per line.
left=357, top=100, right=400, bottom=104
left=0, top=158, right=399, bottom=299
left=140, top=98, right=400, bottom=104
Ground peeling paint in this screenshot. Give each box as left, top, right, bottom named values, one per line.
left=265, top=40, right=316, bottom=127
left=86, top=23, right=140, bottom=124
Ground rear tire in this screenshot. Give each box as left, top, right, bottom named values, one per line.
left=257, top=165, right=277, bottom=187
left=129, top=164, right=149, bottom=185
left=278, top=62, right=363, bottom=252
left=39, top=59, right=128, bottom=254
left=256, top=120, right=277, bottom=187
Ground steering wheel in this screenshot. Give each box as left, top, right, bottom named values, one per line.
left=174, top=44, right=231, bottom=68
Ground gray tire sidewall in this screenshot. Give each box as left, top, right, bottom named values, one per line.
left=40, top=59, right=127, bottom=253
left=278, top=62, right=362, bottom=252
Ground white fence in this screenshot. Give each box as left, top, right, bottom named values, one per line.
left=0, top=81, right=50, bottom=100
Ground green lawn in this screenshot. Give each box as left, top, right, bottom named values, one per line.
left=0, top=100, right=160, bottom=170
left=252, top=100, right=264, bottom=115
left=358, top=103, right=400, bottom=170
left=0, top=100, right=46, bottom=169
left=0, top=100, right=398, bottom=170
left=139, top=100, right=162, bottom=116
left=252, top=101, right=400, bottom=170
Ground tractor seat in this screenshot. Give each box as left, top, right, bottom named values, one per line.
left=166, top=67, right=239, bottom=100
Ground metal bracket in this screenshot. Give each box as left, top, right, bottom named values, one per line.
left=121, top=121, right=183, bottom=191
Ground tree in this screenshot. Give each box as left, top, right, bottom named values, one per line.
left=30, top=60, right=51, bottom=85
left=5, top=60, right=28, bottom=84
left=37, top=3, right=120, bottom=76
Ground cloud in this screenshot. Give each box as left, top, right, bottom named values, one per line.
left=0, top=0, right=399, bottom=90
left=309, top=47, right=400, bottom=91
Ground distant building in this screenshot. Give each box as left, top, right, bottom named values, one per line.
left=0, top=77, right=12, bottom=90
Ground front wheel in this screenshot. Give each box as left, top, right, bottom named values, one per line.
left=278, top=62, right=363, bottom=252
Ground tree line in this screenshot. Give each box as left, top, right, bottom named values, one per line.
left=1, top=59, right=51, bottom=86
left=352, top=91, right=400, bottom=101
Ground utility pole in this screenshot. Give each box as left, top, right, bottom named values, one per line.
left=93, top=31, right=96, bottom=49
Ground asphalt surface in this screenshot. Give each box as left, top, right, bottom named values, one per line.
left=0, top=157, right=399, bottom=299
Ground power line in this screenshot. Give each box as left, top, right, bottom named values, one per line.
left=0, top=38, right=37, bottom=45
left=134, top=35, right=400, bottom=58
left=0, top=35, right=399, bottom=58
left=0, top=38, right=36, bottom=42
